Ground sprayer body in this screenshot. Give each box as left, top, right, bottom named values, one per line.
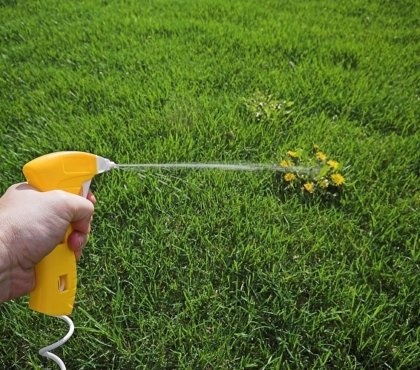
left=22, top=151, right=113, bottom=316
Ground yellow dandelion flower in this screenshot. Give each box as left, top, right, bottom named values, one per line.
left=331, top=173, right=345, bottom=186
left=316, top=151, right=327, bottom=161
left=287, top=150, right=299, bottom=158
left=319, top=179, right=329, bottom=188
left=327, top=159, right=339, bottom=170
left=284, top=173, right=296, bottom=182
left=303, top=182, right=315, bottom=193
left=280, top=159, right=291, bottom=167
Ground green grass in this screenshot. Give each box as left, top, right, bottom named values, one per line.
left=0, top=0, right=419, bottom=368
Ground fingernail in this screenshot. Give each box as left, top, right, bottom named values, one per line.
left=76, top=235, right=83, bottom=260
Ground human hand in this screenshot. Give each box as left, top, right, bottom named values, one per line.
left=0, top=183, right=95, bottom=303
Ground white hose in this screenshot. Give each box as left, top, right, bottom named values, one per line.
left=38, top=315, right=74, bottom=370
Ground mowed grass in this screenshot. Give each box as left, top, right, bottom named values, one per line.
left=0, top=0, right=419, bottom=369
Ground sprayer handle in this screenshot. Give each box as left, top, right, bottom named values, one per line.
left=29, top=224, right=78, bottom=316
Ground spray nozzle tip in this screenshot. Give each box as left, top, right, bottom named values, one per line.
left=97, top=156, right=117, bottom=173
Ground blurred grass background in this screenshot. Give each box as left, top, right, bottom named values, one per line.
left=0, top=0, right=419, bottom=369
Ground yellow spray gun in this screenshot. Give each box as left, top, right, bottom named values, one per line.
left=22, top=151, right=116, bottom=368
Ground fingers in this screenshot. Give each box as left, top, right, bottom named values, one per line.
left=65, top=191, right=96, bottom=260
left=65, top=193, right=94, bottom=232
left=67, top=231, right=88, bottom=260
left=72, top=191, right=96, bottom=232
left=87, top=191, right=96, bottom=205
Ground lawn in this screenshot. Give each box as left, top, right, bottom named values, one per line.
left=0, top=0, right=419, bottom=369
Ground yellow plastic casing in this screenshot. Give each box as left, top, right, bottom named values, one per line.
left=22, top=151, right=98, bottom=316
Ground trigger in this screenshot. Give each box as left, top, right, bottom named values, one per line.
left=81, top=180, right=92, bottom=198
